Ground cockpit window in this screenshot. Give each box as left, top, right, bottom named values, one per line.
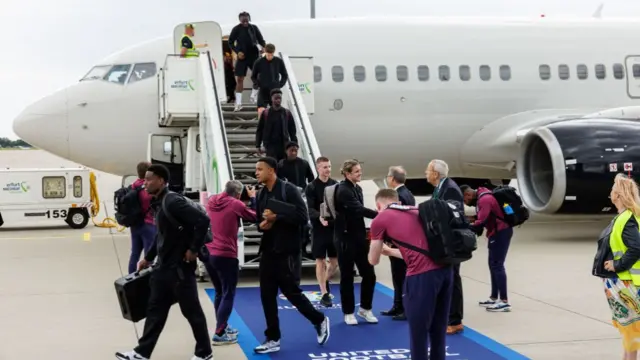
left=80, top=65, right=111, bottom=81
left=128, top=63, right=157, bottom=84
left=103, top=64, right=132, bottom=84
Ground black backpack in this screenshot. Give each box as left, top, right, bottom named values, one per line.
left=161, top=192, right=213, bottom=263
left=387, top=200, right=478, bottom=265
left=114, top=185, right=146, bottom=228
left=479, top=185, right=529, bottom=227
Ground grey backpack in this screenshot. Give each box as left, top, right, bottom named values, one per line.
left=320, top=182, right=340, bottom=220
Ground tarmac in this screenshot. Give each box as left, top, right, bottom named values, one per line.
left=0, top=150, right=621, bottom=360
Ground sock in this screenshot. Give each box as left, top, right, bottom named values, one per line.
left=236, top=93, right=243, bottom=105
left=215, top=325, right=226, bottom=337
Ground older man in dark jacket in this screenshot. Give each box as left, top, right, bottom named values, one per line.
left=426, top=159, right=465, bottom=335
left=380, top=166, right=415, bottom=321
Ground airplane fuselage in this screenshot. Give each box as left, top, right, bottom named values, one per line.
left=13, top=17, right=640, bottom=181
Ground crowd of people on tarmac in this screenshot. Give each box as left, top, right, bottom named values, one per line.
left=114, top=157, right=523, bottom=360
left=111, top=10, right=640, bottom=360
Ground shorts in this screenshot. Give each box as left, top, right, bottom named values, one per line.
left=257, top=87, right=272, bottom=108
left=234, top=53, right=258, bottom=77
left=311, top=228, right=337, bottom=259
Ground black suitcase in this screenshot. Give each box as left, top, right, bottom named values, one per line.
left=114, top=266, right=156, bottom=323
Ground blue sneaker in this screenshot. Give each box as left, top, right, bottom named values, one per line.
left=213, top=333, right=238, bottom=346
left=225, top=326, right=239, bottom=336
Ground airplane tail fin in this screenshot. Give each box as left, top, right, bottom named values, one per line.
left=593, top=3, right=604, bottom=18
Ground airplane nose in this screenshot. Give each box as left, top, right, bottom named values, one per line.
left=13, top=90, right=70, bottom=158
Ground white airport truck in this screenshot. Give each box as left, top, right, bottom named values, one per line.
left=0, top=167, right=92, bottom=229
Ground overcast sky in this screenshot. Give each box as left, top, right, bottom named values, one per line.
left=2, top=0, right=640, bottom=139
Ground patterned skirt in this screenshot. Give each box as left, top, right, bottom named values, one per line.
left=604, top=277, right=640, bottom=352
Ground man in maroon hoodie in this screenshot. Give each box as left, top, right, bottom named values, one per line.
left=205, top=180, right=257, bottom=345
left=461, top=185, right=513, bottom=313
left=127, top=161, right=157, bottom=274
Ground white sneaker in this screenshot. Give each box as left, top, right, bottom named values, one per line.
left=344, top=313, right=358, bottom=325
left=234, top=104, right=243, bottom=112
left=250, top=89, right=258, bottom=103
left=486, top=301, right=512, bottom=312
left=357, top=308, right=379, bottom=324
left=115, top=351, right=148, bottom=360
left=191, top=355, right=213, bottom=360
left=315, top=316, right=330, bottom=345
left=254, top=340, right=280, bottom=354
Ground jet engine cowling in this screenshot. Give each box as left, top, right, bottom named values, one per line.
left=516, top=119, right=640, bottom=215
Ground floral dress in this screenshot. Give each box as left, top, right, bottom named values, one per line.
left=604, top=277, right=640, bottom=351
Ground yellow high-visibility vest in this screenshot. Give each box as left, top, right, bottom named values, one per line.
left=609, top=209, right=640, bottom=286
left=182, top=34, right=199, bottom=57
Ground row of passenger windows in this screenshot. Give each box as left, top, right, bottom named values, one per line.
left=540, top=64, right=626, bottom=80
left=314, top=64, right=512, bottom=82
left=86, top=60, right=639, bottom=85
left=81, top=63, right=157, bottom=85
left=313, top=63, right=632, bottom=83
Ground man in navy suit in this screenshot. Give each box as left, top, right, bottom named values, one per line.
left=380, top=166, right=415, bottom=321
left=426, top=159, right=465, bottom=335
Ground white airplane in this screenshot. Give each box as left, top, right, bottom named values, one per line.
left=13, top=16, right=640, bottom=216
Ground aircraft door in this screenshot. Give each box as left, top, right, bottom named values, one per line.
left=289, top=56, right=315, bottom=114
left=625, top=56, right=640, bottom=98
left=173, top=21, right=226, bottom=102
left=147, top=134, right=185, bottom=193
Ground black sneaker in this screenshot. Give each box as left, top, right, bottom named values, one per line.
left=315, top=316, right=330, bottom=345
left=320, top=293, right=333, bottom=307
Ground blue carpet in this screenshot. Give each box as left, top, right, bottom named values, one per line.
left=205, top=282, right=529, bottom=360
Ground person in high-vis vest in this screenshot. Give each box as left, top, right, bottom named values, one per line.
left=596, top=173, right=640, bottom=359
left=180, top=24, right=208, bottom=58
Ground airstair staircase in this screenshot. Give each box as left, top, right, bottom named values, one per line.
left=156, top=30, right=320, bottom=270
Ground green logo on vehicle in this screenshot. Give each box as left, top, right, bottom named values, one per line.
left=3, top=181, right=29, bottom=193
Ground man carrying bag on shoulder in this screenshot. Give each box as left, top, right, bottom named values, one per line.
left=115, top=164, right=213, bottom=360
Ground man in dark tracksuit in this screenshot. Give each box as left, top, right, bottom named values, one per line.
left=426, top=159, right=465, bottom=335
left=255, top=89, right=297, bottom=162
left=380, top=166, right=415, bottom=321
left=228, top=11, right=266, bottom=111
left=334, top=159, right=379, bottom=325
left=253, top=157, right=329, bottom=354
left=277, top=142, right=315, bottom=189
left=251, top=43, right=288, bottom=115
left=115, top=164, right=212, bottom=360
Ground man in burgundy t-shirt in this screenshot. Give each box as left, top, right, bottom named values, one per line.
left=368, top=189, right=453, bottom=360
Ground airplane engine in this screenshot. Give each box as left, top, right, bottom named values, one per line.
left=516, top=118, right=640, bottom=215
